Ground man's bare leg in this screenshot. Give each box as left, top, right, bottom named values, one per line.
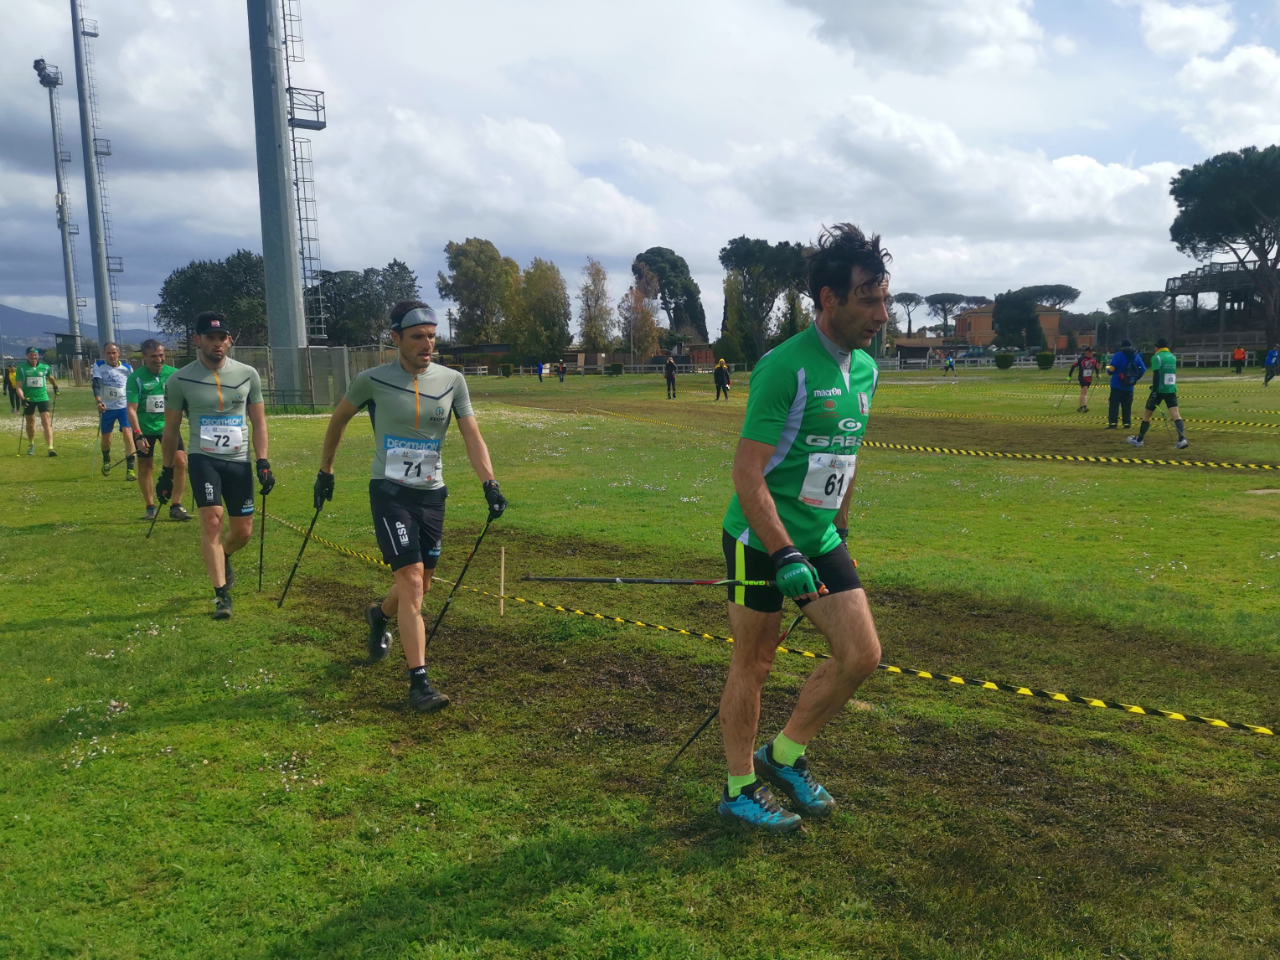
left=778, top=589, right=881, bottom=745
left=720, top=604, right=784, bottom=776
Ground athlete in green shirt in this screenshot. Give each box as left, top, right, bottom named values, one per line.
left=126, top=339, right=190, bottom=522
left=159, top=312, right=273, bottom=619
left=314, top=300, right=507, bottom=713
left=1128, top=339, right=1188, bottom=449
left=716, top=223, right=889, bottom=834
left=16, top=346, right=59, bottom=456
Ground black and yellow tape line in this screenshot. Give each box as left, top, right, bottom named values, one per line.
left=588, top=408, right=1280, bottom=470
left=878, top=407, right=1280, bottom=429
left=266, top=513, right=1274, bottom=737
left=861, top=439, right=1279, bottom=469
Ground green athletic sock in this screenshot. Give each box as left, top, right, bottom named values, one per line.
left=1175, top=419, right=1185, bottom=439
left=771, top=732, right=807, bottom=767
left=1138, top=420, right=1150, bottom=439
left=726, top=772, right=757, bottom=798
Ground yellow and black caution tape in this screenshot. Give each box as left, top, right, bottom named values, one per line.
left=878, top=407, right=1280, bottom=429
left=267, top=513, right=1274, bottom=737
left=587, top=407, right=1280, bottom=470
left=861, top=439, right=1279, bottom=469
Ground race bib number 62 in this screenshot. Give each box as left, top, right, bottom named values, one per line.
left=799, top=453, right=856, bottom=510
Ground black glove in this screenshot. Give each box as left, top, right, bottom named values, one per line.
left=256, top=458, right=274, bottom=497
left=836, top=526, right=849, bottom=544
left=156, top=466, right=174, bottom=505
left=483, top=479, right=507, bottom=522
left=314, top=471, right=334, bottom=511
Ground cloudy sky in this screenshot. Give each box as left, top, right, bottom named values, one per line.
left=3, top=0, right=1279, bottom=340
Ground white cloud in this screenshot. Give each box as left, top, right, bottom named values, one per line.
left=786, top=0, right=1046, bottom=72
left=1178, top=44, right=1280, bottom=150
left=1136, top=2, right=1235, bottom=58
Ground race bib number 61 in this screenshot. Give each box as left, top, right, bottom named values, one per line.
left=799, top=453, right=856, bottom=510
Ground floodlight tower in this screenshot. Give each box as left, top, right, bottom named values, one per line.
left=246, top=0, right=328, bottom=398
left=33, top=59, right=84, bottom=360
left=69, top=0, right=122, bottom=345
left=280, top=0, right=328, bottom=345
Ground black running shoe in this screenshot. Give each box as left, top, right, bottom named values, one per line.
left=409, top=680, right=450, bottom=713
left=224, top=556, right=235, bottom=589
left=169, top=505, right=192, bottom=521
left=47, top=449, right=58, bottom=457
left=213, top=595, right=232, bottom=620
left=366, top=603, right=392, bottom=662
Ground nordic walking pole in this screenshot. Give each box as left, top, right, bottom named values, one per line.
left=1052, top=374, right=1072, bottom=415
left=424, top=517, right=493, bottom=650
left=662, top=612, right=807, bottom=772
left=144, top=504, right=162, bottom=539
left=258, top=491, right=266, bottom=592
left=277, top=506, right=322, bottom=609
left=521, top=575, right=775, bottom=587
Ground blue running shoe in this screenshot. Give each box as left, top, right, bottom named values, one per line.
left=717, top=779, right=802, bottom=834
left=754, top=743, right=836, bottom=817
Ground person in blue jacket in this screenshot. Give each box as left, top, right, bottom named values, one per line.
left=1265, top=345, right=1278, bottom=386
left=1105, top=338, right=1145, bottom=430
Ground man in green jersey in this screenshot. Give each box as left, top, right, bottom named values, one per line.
left=717, top=224, right=888, bottom=834
left=16, top=346, right=59, bottom=456
left=127, top=339, right=190, bottom=522
left=313, top=300, right=507, bottom=713
left=158, top=312, right=273, bottom=619
left=1129, top=338, right=1188, bottom=449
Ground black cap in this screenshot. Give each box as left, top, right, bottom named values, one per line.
left=1120, top=338, right=1132, bottom=347
left=195, top=312, right=230, bottom=336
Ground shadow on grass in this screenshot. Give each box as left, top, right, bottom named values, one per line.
left=263, top=822, right=751, bottom=960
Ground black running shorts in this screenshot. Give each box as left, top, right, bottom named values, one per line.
left=369, top=479, right=447, bottom=572
left=23, top=400, right=51, bottom=416
left=135, top=433, right=183, bottom=460
left=722, top=530, right=861, bottom=613
left=188, top=454, right=256, bottom=516
left=1145, top=391, right=1178, bottom=412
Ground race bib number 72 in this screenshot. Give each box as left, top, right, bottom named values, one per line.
left=799, top=453, right=856, bottom=510
left=198, top=415, right=245, bottom=454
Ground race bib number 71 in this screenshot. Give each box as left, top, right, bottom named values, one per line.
left=799, top=453, right=856, bottom=510
left=385, top=435, right=441, bottom=487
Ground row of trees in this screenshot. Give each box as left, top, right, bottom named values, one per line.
left=435, top=239, right=711, bottom=359
left=155, top=251, right=421, bottom=347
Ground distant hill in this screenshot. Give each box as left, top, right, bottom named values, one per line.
left=0, top=304, right=176, bottom=358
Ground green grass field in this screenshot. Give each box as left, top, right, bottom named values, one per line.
left=2, top=367, right=1278, bottom=959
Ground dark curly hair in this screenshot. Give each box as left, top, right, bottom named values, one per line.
left=805, top=223, right=891, bottom=307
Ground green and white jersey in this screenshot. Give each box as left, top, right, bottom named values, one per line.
left=163, top=357, right=263, bottom=462
left=126, top=364, right=177, bottom=435
left=1150, top=349, right=1177, bottom=393
left=18, top=361, right=52, bottom=402
left=344, top=359, right=473, bottom=492
left=723, top=324, right=878, bottom=557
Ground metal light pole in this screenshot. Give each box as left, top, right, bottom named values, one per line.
left=142, top=303, right=154, bottom=338
left=69, top=0, right=115, bottom=346
left=246, top=0, right=306, bottom=399
left=34, top=59, right=82, bottom=361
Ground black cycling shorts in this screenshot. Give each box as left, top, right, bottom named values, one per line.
left=188, top=454, right=256, bottom=516
left=1145, top=392, right=1178, bottom=412
left=370, top=479, right=447, bottom=572
left=23, top=400, right=52, bottom=416
left=722, top=530, right=861, bottom=613
left=135, top=433, right=183, bottom=460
